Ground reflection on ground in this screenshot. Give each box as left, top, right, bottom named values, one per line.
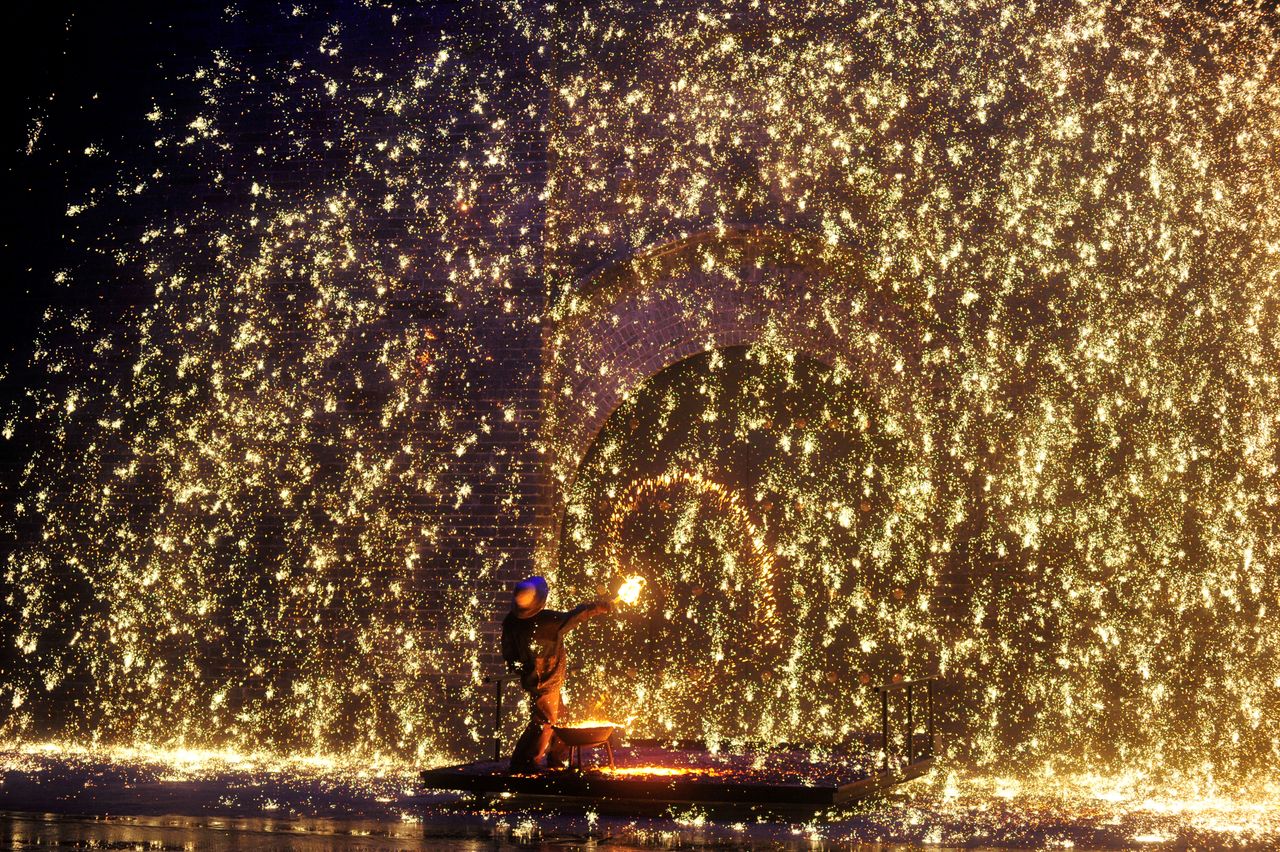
left=2, top=744, right=1278, bottom=849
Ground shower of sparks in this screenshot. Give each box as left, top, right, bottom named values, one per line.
left=1, top=0, right=1279, bottom=821
left=564, top=346, right=915, bottom=743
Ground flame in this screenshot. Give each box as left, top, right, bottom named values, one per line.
left=616, top=575, right=646, bottom=606
left=557, top=719, right=616, bottom=729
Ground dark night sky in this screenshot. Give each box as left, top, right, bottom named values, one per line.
left=3, top=4, right=217, bottom=360
left=1, top=3, right=197, bottom=491
left=1, top=4, right=264, bottom=505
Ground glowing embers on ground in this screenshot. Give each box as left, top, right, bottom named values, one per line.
left=2, top=739, right=417, bottom=780
left=0, top=740, right=421, bottom=813
left=604, top=470, right=780, bottom=646
left=918, top=771, right=1280, bottom=846
left=8, top=743, right=1280, bottom=845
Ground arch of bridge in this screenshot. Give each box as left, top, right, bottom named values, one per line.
left=538, top=223, right=931, bottom=569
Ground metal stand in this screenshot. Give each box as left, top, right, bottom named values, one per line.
left=569, top=740, right=616, bottom=770
left=484, top=672, right=521, bottom=761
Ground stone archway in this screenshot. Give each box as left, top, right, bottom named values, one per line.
left=537, top=223, right=933, bottom=572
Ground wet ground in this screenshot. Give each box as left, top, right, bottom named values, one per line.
left=2, top=744, right=1278, bottom=849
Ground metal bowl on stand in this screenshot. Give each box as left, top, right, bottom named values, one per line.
left=553, top=723, right=618, bottom=769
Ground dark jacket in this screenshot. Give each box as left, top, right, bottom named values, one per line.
left=501, top=601, right=610, bottom=695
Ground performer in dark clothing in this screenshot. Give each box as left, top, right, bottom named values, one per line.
left=501, top=575, right=613, bottom=771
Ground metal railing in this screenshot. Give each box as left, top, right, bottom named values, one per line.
left=873, top=675, right=941, bottom=774
left=484, top=668, right=942, bottom=770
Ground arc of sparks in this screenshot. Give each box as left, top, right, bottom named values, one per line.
left=603, top=470, right=781, bottom=647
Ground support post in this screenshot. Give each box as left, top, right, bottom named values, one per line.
left=926, top=679, right=935, bottom=757
left=906, top=683, right=914, bottom=764
left=880, top=687, right=890, bottom=774
left=494, top=677, right=504, bottom=761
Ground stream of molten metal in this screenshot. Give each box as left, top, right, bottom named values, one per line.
left=603, top=765, right=709, bottom=777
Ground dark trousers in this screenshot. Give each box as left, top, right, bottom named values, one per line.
left=510, top=690, right=569, bottom=769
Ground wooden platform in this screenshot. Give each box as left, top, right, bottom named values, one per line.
left=429, top=675, right=944, bottom=811
left=420, top=744, right=933, bottom=808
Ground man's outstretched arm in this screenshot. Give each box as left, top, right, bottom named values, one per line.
left=558, top=599, right=612, bottom=635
